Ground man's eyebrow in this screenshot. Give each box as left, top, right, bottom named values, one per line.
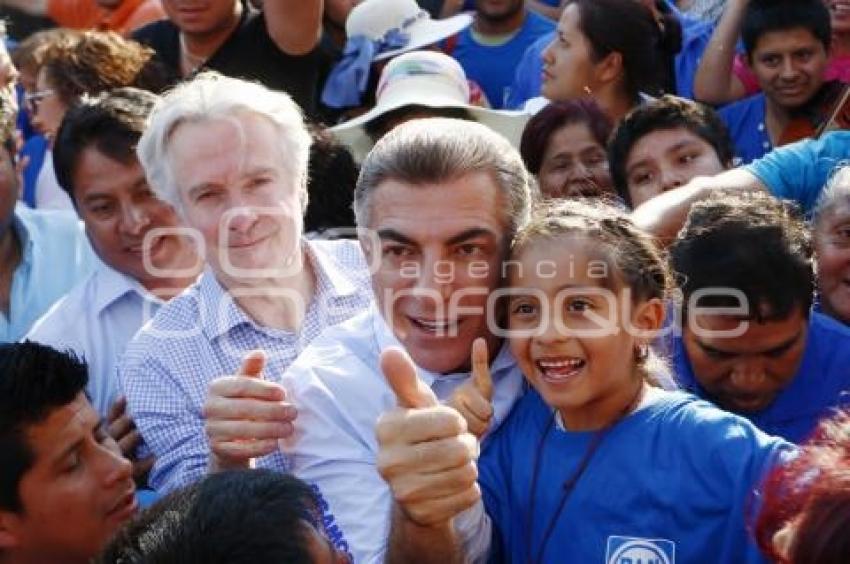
left=377, top=229, right=416, bottom=245
left=445, top=228, right=496, bottom=246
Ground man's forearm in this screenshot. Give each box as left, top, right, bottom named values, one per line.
left=386, top=506, right=463, bottom=564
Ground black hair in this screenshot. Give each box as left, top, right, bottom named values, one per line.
left=0, top=342, right=89, bottom=512
left=608, top=95, right=734, bottom=207
left=305, top=124, right=358, bottom=235
left=742, top=0, right=831, bottom=57
left=100, top=469, right=330, bottom=564
left=670, top=191, right=815, bottom=320
left=52, top=87, right=157, bottom=205
left=568, top=0, right=680, bottom=99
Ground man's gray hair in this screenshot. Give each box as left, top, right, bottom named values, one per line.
left=354, top=118, right=532, bottom=242
left=136, top=71, right=312, bottom=214
left=813, top=163, right=850, bottom=227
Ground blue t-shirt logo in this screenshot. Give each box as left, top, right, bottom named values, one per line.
left=606, top=536, right=676, bottom=564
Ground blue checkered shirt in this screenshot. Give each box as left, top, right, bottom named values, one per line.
left=118, top=239, right=373, bottom=493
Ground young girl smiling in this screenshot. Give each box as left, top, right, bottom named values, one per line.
left=474, top=200, right=794, bottom=563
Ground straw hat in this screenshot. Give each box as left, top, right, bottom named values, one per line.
left=331, top=50, right=531, bottom=161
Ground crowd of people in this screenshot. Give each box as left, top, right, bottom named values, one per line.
left=0, top=0, right=849, bottom=563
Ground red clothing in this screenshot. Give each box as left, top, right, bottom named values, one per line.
left=47, top=0, right=165, bottom=36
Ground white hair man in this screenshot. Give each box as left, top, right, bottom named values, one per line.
left=118, top=72, right=373, bottom=494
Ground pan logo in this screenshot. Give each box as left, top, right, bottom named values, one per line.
left=606, top=536, right=676, bottom=564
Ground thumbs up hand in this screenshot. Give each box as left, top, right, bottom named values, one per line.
left=448, top=338, right=494, bottom=439
left=204, top=350, right=297, bottom=473
left=376, top=347, right=481, bottom=527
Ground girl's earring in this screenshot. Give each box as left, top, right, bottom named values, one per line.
left=582, top=85, right=593, bottom=95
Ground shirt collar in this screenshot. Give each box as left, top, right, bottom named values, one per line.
left=198, top=239, right=356, bottom=340
left=307, top=239, right=360, bottom=302
left=92, top=261, right=164, bottom=314
left=12, top=206, right=36, bottom=265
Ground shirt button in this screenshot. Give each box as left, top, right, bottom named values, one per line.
left=757, top=123, right=765, bottom=131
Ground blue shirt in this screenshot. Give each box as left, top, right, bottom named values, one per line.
left=718, top=93, right=772, bottom=164
left=118, top=239, right=373, bottom=493
left=281, top=307, right=526, bottom=563
left=2, top=205, right=94, bottom=342
left=27, top=262, right=170, bottom=416
left=672, top=311, right=850, bottom=444
left=478, top=388, right=792, bottom=563
left=745, top=130, right=850, bottom=214
left=448, top=11, right=554, bottom=108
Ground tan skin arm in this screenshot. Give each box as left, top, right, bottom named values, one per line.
left=630, top=168, right=768, bottom=245
left=692, top=0, right=750, bottom=105
left=262, top=0, right=324, bottom=56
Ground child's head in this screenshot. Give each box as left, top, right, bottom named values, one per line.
left=608, top=95, right=733, bottom=208
left=506, top=199, right=671, bottom=430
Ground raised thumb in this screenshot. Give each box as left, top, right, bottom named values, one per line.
left=238, top=349, right=266, bottom=379
left=471, top=338, right=493, bottom=401
left=381, top=347, right=438, bottom=409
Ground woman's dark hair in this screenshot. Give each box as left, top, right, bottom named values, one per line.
left=305, top=124, right=358, bottom=235
left=363, top=105, right=474, bottom=144
left=755, top=409, right=850, bottom=564
left=568, top=0, right=679, bottom=99
left=608, top=95, right=733, bottom=207
left=742, top=0, right=831, bottom=57
left=520, top=99, right=612, bottom=175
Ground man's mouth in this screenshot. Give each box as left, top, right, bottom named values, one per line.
left=408, top=316, right=460, bottom=335
left=106, top=488, right=138, bottom=521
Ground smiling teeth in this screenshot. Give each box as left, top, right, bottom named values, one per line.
left=538, top=359, right=583, bottom=369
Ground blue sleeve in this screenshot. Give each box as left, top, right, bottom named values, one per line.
left=506, top=32, right=552, bottom=110
left=686, top=405, right=796, bottom=564
left=745, top=131, right=850, bottom=214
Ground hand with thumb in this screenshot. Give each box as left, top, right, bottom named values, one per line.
left=238, top=349, right=266, bottom=379
left=448, top=338, right=495, bottom=439
left=381, top=347, right=438, bottom=409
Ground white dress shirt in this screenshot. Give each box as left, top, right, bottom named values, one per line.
left=27, top=261, right=167, bottom=416
left=281, top=307, right=526, bottom=564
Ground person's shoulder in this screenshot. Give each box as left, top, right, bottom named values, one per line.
left=803, top=311, right=850, bottom=374
left=132, top=17, right=179, bottom=44
left=25, top=271, right=98, bottom=342
left=119, top=277, right=204, bottom=365
left=523, top=10, right=557, bottom=34
left=718, top=93, right=764, bottom=120
left=644, top=390, right=791, bottom=458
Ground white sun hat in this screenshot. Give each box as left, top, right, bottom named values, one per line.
left=331, top=50, right=531, bottom=162
left=347, top=0, right=472, bottom=61
left=321, top=0, right=473, bottom=108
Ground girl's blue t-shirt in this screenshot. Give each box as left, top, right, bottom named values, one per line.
left=479, top=388, right=793, bottom=564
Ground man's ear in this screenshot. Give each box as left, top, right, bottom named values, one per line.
left=594, top=51, right=624, bottom=86
left=0, top=510, right=23, bottom=551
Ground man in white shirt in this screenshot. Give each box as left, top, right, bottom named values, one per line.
left=27, top=88, right=202, bottom=480
left=203, top=118, right=533, bottom=561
